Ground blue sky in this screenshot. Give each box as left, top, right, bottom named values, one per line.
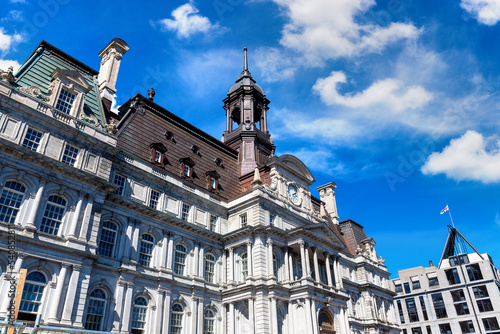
left=2, top=0, right=500, bottom=277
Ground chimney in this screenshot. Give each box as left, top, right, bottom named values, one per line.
left=429, top=260, right=434, bottom=267
left=317, top=182, right=339, bottom=222
left=97, top=38, right=129, bottom=104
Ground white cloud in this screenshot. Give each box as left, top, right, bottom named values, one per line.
left=0, top=59, right=21, bottom=72
left=313, top=71, right=433, bottom=112
left=157, top=2, right=221, bottom=38
left=9, top=0, right=27, bottom=3
left=110, top=94, right=120, bottom=114
left=283, top=147, right=346, bottom=174
left=422, top=130, right=500, bottom=183
left=255, top=47, right=298, bottom=82
left=0, top=27, right=22, bottom=54
left=273, top=0, right=421, bottom=63
left=2, top=10, right=23, bottom=22
left=461, top=0, right=500, bottom=25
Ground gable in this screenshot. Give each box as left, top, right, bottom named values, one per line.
left=267, top=154, right=315, bottom=185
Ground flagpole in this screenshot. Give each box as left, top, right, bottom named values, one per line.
left=448, top=205, right=455, bottom=228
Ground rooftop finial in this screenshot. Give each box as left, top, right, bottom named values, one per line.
left=244, top=47, right=248, bottom=71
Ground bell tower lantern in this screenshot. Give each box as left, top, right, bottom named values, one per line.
left=222, top=48, right=275, bottom=176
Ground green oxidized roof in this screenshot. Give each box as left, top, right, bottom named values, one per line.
left=14, top=40, right=106, bottom=128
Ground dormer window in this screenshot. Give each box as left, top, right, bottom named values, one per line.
left=48, top=69, right=90, bottom=118
left=179, top=157, right=195, bottom=179
left=56, top=90, right=76, bottom=114
left=205, top=170, right=220, bottom=191
left=149, top=143, right=167, bottom=165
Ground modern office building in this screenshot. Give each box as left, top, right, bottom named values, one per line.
left=392, top=227, right=500, bottom=334
left=0, top=39, right=398, bottom=333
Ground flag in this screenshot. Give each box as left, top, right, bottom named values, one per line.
left=440, top=205, right=449, bottom=214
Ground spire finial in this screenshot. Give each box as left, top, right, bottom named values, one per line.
left=244, top=47, right=248, bottom=71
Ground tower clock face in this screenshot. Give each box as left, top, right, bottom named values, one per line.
left=288, top=185, right=299, bottom=204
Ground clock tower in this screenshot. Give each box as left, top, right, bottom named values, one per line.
left=222, top=48, right=275, bottom=176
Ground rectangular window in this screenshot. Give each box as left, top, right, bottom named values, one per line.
left=61, top=144, right=79, bottom=166
left=55, top=89, right=76, bottom=114
left=22, top=128, right=43, bottom=151
left=459, top=320, right=475, bottom=333
left=406, top=298, right=419, bottom=322
left=240, top=213, right=247, bottom=227
left=397, top=300, right=405, bottom=324
left=181, top=203, right=190, bottom=221
left=451, top=289, right=470, bottom=315
left=209, top=215, right=217, bottom=232
left=466, top=264, right=483, bottom=281
left=210, top=178, right=216, bottom=189
left=404, top=282, right=411, bottom=293
left=483, top=317, right=500, bottom=332
left=450, top=254, right=469, bottom=266
left=419, top=296, right=428, bottom=321
left=113, top=174, right=127, bottom=196
left=473, top=285, right=489, bottom=299
left=411, top=328, right=422, bottom=334
left=154, top=151, right=162, bottom=163
left=445, top=268, right=461, bottom=285
left=439, top=324, right=452, bottom=334
left=426, top=326, right=432, bottom=334
left=477, top=299, right=494, bottom=312
left=411, top=276, right=421, bottom=290
left=184, top=165, right=191, bottom=177
left=149, top=189, right=160, bottom=209
left=395, top=284, right=403, bottom=293
left=432, top=293, right=448, bottom=319
left=428, top=275, right=439, bottom=287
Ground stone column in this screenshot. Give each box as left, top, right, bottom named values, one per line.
left=283, top=247, right=289, bottom=281
left=47, top=263, right=69, bottom=321
left=73, top=263, right=92, bottom=326
left=191, top=296, right=198, bottom=334
left=160, top=230, right=169, bottom=269
left=78, top=195, right=94, bottom=242
left=288, top=252, right=294, bottom=280
left=67, top=193, right=84, bottom=238
left=249, top=297, right=255, bottom=334
left=222, top=250, right=227, bottom=284
left=121, top=283, right=135, bottom=331
left=305, top=245, right=312, bottom=278
left=25, top=180, right=45, bottom=228
left=0, top=256, right=24, bottom=315
left=271, top=297, right=278, bottom=334
left=193, top=243, right=200, bottom=277
left=229, top=302, right=235, bottom=334
left=310, top=298, right=319, bottom=334
left=112, top=280, right=126, bottom=330
left=197, top=298, right=204, bottom=334
left=324, top=253, right=333, bottom=287
left=299, top=242, right=306, bottom=279
left=336, top=257, right=343, bottom=289
left=247, top=240, right=253, bottom=277
left=198, top=244, right=205, bottom=278
left=162, top=291, right=171, bottom=334
left=267, top=238, right=274, bottom=277
left=154, top=288, right=163, bottom=334
left=167, top=233, right=174, bottom=270
left=229, top=247, right=234, bottom=282
left=304, top=298, right=312, bottom=331
left=312, top=247, right=320, bottom=283
left=130, top=221, right=140, bottom=263
left=119, top=220, right=133, bottom=261
left=61, top=265, right=82, bottom=324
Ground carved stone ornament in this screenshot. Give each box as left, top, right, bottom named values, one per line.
left=19, top=85, right=48, bottom=101
left=105, top=120, right=117, bottom=134
left=0, top=66, right=15, bottom=83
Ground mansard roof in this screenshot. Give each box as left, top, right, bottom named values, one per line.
left=115, top=94, right=242, bottom=200
left=13, top=40, right=106, bottom=128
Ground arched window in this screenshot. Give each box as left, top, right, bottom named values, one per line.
left=0, top=181, right=26, bottom=224
left=203, top=309, right=215, bottom=334
left=241, top=253, right=248, bottom=280
left=174, top=244, right=187, bottom=275
left=318, top=310, right=335, bottom=334
left=131, top=296, right=148, bottom=334
left=273, top=253, right=279, bottom=278
left=170, top=303, right=184, bottom=334
left=39, top=195, right=66, bottom=235
left=138, top=234, right=155, bottom=267
left=204, top=253, right=216, bottom=283
left=84, top=289, right=107, bottom=330
left=18, top=271, right=46, bottom=321
left=98, top=221, right=118, bottom=257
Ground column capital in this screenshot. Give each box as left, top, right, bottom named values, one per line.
left=61, top=263, right=71, bottom=269
left=267, top=238, right=273, bottom=246
left=311, top=246, right=317, bottom=252
left=246, top=240, right=253, bottom=246
left=323, top=251, right=330, bottom=258
left=298, top=240, right=305, bottom=247
left=229, top=246, right=234, bottom=253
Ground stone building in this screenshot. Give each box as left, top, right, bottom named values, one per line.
left=0, top=39, right=398, bottom=333
left=392, top=227, right=500, bottom=334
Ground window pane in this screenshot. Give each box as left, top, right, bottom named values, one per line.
left=0, top=181, right=26, bottom=223
left=56, top=89, right=76, bottom=114
left=40, top=195, right=66, bottom=235
left=175, top=245, right=186, bottom=275
left=84, top=289, right=107, bottom=331
left=22, top=128, right=43, bottom=151
left=138, top=234, right=155, bottom=267
left=98, top=221, right=118, bottom=257
left=62, top=144, right=79, bottom=166
left=113, top=174, right=127, bottom=196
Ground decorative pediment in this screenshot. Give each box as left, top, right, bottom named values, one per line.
left=205, top=170, right=220, bottom=179
left=266, top=154, right=315, bottom=185
left=287, top=223, right=345, bottom=249
left=149, top=142, right=167, bottom=152
left=51, top=69, right=91, bottom=93
left=179, top=157, right=195, bottom=166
